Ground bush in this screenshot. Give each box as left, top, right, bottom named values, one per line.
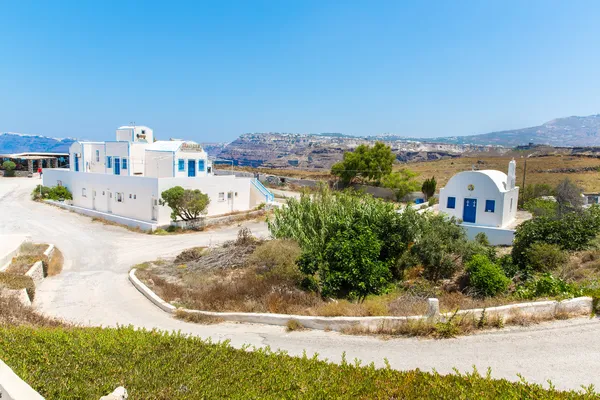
left=498, top=254, right=519, bottom=278
left=248, top=239, right=302, bottom=283
left=160, top=186, right=210, bottom=221
left=515, top=273, right=582, bottom=299
left=31, top=185, right=51, bottom=201
left=512, top=206, right=600, bottom=269
left=523, top=198, right=558, bottom=218
left=421, top=176, right=436, bottom=200
left=524, top=243, right=568, bottom=273
left=466, top=255, right=510, bottom=297
left=519, top=183, right=555, bottom=207
left=33, top=185, right=73, bottom=201
left=0, top=325, right=591, bottom=399
left=2, top=160, right=16, bottom=177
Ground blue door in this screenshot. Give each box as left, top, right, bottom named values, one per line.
left=74, top=155, right=79, bottom=172
left=188, top=160, right=196, bottom=177
left=114, top=157, right=120, bottom=175
left=463, top=198, right=477, bottom=223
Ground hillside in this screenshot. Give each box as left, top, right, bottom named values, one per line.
left=0, top=133, right=75, bottom=154
left=428, top=115, right=600, bottom=147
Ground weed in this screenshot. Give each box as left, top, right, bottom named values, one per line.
left=174, top=310, right=223, bottom=324
left=285, top=319, right=305, bottom=332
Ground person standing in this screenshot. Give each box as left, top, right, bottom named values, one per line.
left=37, top=166, right=42, bottom=179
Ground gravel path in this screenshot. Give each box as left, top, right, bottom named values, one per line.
left=1, top=177, right=599, bottom=390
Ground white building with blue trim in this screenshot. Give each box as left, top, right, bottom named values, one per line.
left=438, top=160, right=520, bottom=244
left=43, top=125, right=274, bottom=230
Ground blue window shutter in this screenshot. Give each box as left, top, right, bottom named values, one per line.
left=107, top=156, right=112, bottom=168
left=178, top=159, right=185, bottom=171
left=485, top=200, right=495, bottom=212
left=447, top=197, right=456, bottom=209
left=122, top=158, right=127, bottom=170
left=198, top=160, right=205, bottom=171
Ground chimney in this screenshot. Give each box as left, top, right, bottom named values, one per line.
left=507, top=159, right=516, bottom=190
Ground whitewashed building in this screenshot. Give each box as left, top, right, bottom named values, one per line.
left=43, top=125, right=273, bottom=230
left=438, top=160, right=520, bottom=245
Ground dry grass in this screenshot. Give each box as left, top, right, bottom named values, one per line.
left=5, top=243, right=48, bottom=275
left=285, top=319, right=306, bottom=332
left=174, top=309, right=224, bottom=324
left=91, top=217, right=144, bottom=233
left=402, top=155, right=600, bottom=192
left=47, top=248, right=64, bottom=276
left=0, top=288, right=66, bottom=327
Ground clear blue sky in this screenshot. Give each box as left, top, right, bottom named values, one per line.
left=1, top=1, right=599, bottom=142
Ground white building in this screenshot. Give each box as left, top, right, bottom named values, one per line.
left=438, top=160, right=520, bottom=244
left=43, top=125, right=273, bottom=230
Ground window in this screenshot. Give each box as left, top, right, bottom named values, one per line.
left=57, top=180, right=63, bottom=186
left=235, top=192, right=238, bottom=197
left=133, top=194, right=136, bottom=200
left=485, top=200, right=495, bottom=213
left=178, top=159, right=185, bottom=171
left=82, top=188, right=87, bottom=197
left=96, top=150, right=100, bottom=162
left=116, top=193, right=123, bottom=203
left=227, top=192, right=233, bottom=200
left=129, top=194, right=132, bottom=199
left=102, top=191, right=105, bottom=196
left=218, top=192, right=225, bottom=202
left=107, top=156, right=112, bottom=169
left=122, top=158, right=128, bottom=170
left=447, top=197, right=456, bottom=209
left=198, top=159, right=205, bottom=171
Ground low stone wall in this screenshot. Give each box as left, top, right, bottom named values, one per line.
left=0, top=359, right=45, bottom=400
left=1, top=288, right=31, bottom=307
left=25, top=261, right=44, bottom=287
left=129, top=268, right=594, bottom=332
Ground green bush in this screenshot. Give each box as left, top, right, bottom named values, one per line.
left=524, top=243, right=568, bottom=272
left=466, top=255, right=510, bottom=297
left=498, top=254, right=519, bottom=278
left=2, top=160, right=16, bottom=177
left=515, top=273, right=582, bottom=299
left=31, top=185, right=51, bottom=201
left=512, top=206, right=600, bottom=269
left=249, top=239, right=303, bottom=283
left=0, top=325, right=592, bottom=399
left=523, top=198, right=558, bottom=218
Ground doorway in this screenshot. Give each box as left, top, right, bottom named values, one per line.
left=107, top=191, right=113, bottom=213
left=463, top=198, right=477, bottom=223
left=188, top=160, right=196, bottom=177
left=114, top=157, right=120, bottom=175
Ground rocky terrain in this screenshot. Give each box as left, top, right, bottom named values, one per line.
left=216, top=133, right=503, bottom=169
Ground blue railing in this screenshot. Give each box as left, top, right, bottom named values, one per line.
left=252, top=178, right=274, bottom=202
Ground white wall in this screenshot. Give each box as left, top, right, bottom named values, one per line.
left=173, top=149, right=209, bottom=178
left=87, top=143, right=106, bottom=173
left=105, top=142, right=130, bottom=176
left=130, top=143, right=148, bottom=176
left=439, top=171, right=518, bottom=227
left=462, top=224, right=515, bottom=246
left=145, top=151, right=175, bottom=178
left=157, top=176, right=254, bottom=224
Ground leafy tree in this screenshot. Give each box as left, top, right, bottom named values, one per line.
left=331, top=142, right=395, bottom=185
left=523, top=198, right=558, bottom=218
left=466, top=255, right=510, bottom=297
left=381, top=169, right=420, bottom=201
left=160, top=186, right=210, bottom=221
left=2, top=160, right=16, bottom=177
left=421, top=176, right=436, bottom=200
left=555, top=178, right=583, bottom=216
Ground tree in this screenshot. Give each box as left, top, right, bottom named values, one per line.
left=2, top=160, right=16, bottom=177
left=331, top=142, right=395, bottom=185
left=160, top=186, right=210, bottom=221
left=555, top=178, right=583, bottom=216
left=523, top=198, right=558, bottom=218
left=421, top=176, right=436, bottom=200
left=381, top=169, right=420, bottom=201
left=519, top=183, right=554, bottom=207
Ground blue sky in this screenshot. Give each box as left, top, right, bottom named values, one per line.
left=1, top=1, right=599, bottom=142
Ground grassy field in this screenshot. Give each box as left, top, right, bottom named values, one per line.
left=401, top=155, right=600, bottom=191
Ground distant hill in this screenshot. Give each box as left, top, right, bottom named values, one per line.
left=422, top=114, right=600, bottom=147
left=0, top=133, right=76, bottom=154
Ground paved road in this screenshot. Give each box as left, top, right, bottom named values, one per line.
left=1, top=177, right=599, bottom=391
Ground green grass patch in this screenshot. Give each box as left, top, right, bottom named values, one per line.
left=0, top=325, right=595, bottom=399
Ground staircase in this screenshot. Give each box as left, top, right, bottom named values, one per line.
left=251, top=178, right=274, bottom=203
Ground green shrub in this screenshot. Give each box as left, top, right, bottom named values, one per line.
left=427, top=196, right=438, bottom=206
left=34, top=185, right=73, bottom=201
left=466, top=255, right=510, bottom=297
left=248, top=239, right=303, bottom=283
left=523, top=198, right=558, bottom=218
left=421, top=176, right=437, bottom=200
left=0, top=325, right=591, bottom=399
left=524, top=243, right=568, bottom=272
left=31, top=185, right=51, bottom=201
left=498, top=254, right=519, bottom=278
left=512, top=206, right=600, bottom=269
left=515, top=273, right=583, bottom=299
left=1, top=160, right=16, bottom=177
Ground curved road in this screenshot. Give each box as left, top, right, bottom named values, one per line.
left=1, top=178, right=599, bottom=390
